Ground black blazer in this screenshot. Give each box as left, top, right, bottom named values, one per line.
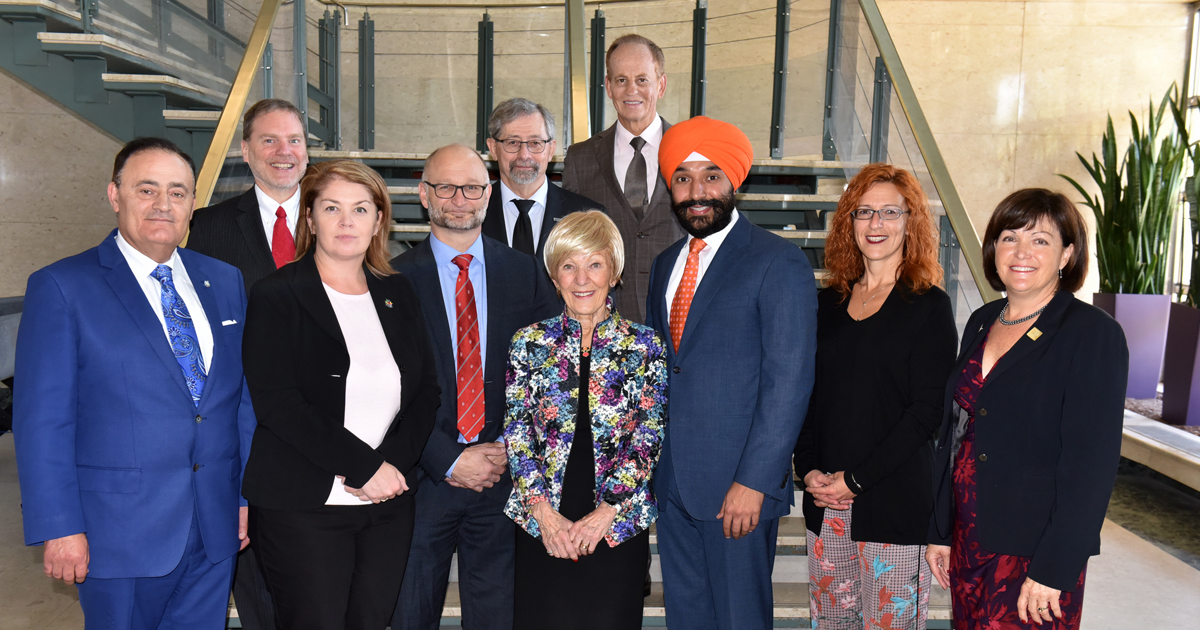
left=188, top=188, right=280, bottom=294
left=240, top=252, right=441, bottom=510
left=794, top=283, right=956, bottom=544
left=480, top=182, right=605, bottom=271
left=929, top=291, right=1128, bottom=591
left=390, top=235, right=560, bottom=483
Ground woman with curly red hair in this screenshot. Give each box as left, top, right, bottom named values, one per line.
left=793, top=163, right=957, bottom=629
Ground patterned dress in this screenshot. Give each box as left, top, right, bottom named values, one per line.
left=950, top=335, right=1086, bottom=630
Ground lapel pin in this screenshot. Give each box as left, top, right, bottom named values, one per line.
left=203, top=280, right=210, bottom=287
left=1027, top=327, right=1042, bottom=341
left=384, top=299, right=394, bottom=308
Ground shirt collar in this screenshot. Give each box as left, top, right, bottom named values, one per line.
left=115, top=230, right=182, bottom=278
left=253, top=185, right=301, bottom=217
left=499, top=178, right=550, bottom=210
left=429, top=231, right=485, bottom=268
left=687, top=208, right=741, bottom=252
left=615, top=114, right=664, bottom=149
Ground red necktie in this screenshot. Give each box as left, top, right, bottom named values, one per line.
left=453, top=254, right=485, bottom=442
left=272, top=206, right=295, bottom=269
left=669, top=238, right=707, bottom=352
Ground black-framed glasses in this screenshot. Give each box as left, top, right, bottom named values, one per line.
left=422, top=181, right=488, bottom=200
left=851, top=208, right=908, bottom=221
left=495, top=138, right=550, bottom=154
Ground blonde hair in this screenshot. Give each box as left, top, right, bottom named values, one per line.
left=295, top=160, right=395, bottom=277
left=543, top=210, right=624, bottom=281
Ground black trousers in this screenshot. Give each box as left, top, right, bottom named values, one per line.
left=251, top=497, right=416, bottom=630
left=232, top=545, right=278, bottom=630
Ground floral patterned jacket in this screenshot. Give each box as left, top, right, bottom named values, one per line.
left=503, top=299, right=667, bottom=546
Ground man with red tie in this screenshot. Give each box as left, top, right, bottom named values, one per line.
left=189, top=98, right=308, bottom=294
left=390, top=144, right=559, bottom=629
left=186, top=98, right=309, bottom=630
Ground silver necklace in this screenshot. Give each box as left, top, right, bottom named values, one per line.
left=998, top=302, right=1046, bottom=326
left=860, top=283, right=892, bottom=309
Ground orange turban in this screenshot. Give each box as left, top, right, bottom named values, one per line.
left=658, top=116, right=754, bottom=190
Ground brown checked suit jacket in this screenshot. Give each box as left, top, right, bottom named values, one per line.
left=562, top=118, right=684, bottom=325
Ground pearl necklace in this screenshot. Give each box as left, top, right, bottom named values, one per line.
left=998, top=302, right=1047, bottom=326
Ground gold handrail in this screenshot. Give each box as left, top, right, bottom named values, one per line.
left=194, top=0, right=285, bottom=209
left=857, top=0, right=1001, bottom=303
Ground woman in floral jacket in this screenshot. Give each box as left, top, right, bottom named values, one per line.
left=504, top=210, right=667, bottom=630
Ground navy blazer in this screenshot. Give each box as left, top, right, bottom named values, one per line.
left=390, top=236, right=559, bottom=489
left=929, top=291, right=1128, bottom=591
left=646, top=214, right=818, bottom=521
left=480, top=182, right=606, bottom=270
left=14, top=230, right=256, bottom=578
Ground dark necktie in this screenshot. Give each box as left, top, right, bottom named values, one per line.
left=271, top=206, right=295, bottom=269
left=452, top=254, right=485, bottom=442
left=511, top=199, right=536, bottom=256
left=625, top=136, right=649, bottom=221
left=150, top=265, right=207, bottom=406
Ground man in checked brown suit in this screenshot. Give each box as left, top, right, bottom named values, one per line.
left=561, top=34, right=683, bottom=325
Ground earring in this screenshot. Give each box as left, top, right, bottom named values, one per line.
left=1059, top=268, right=1063, bottom=279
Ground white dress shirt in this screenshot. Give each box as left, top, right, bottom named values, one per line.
left=613, top=115, right=664, bottom=200
left=254, top=186, right=301, bottom=249
left=115, top=231, right=213, bottom=372
left=665, top=210, right=742, bottom=318
left=499, top=179, right=550, bottom=249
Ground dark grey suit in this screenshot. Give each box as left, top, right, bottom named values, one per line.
left=188, top=189, right=280, bottom=294
left=390, top=236, right=559, bottom=630
left=562, top=119, right=684, bottom=324
left=480, top=181, right=605, bottom=273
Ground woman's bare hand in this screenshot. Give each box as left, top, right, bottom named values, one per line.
left=568, top=504, right=618, bottom=556
left=345, top=462, right=407, bottom=503
left=925, top=544, right=951, bottom=590
left=532, top=502, right=578, bottom=560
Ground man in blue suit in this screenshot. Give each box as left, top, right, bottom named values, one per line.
left=14, top=137, right=257, bottom=630
left=390, top=144, right=559, bottom=629
left=647, top=117, right=817, bottom=630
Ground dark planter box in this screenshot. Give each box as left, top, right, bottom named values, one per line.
left=1163, top=302, right=1200, bottom=426
left=1093, top=293, right=1171, bottom=399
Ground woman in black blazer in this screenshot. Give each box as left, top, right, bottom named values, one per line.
left=241, top=160, right=439, bottom=630
left=794, top=164, right=956, bottom=630
left=925, top=189, right=1128, bottom=630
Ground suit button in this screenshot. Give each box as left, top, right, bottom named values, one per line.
left=673, top=366, right=681, bottom=374
left=637, top=231, right=646, bottom=238
left=195, top=415, right=202, bottom=423
left=978, top=454, right=987, bottom=462
left=979, top=408, right=987, bottom=417
left=193, top=464, right=201, bottom=472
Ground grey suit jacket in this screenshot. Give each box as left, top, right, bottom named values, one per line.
left=562, top=118, right=684, bottom=325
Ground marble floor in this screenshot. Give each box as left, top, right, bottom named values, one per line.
left=2, top=433, right=1198, bottom=629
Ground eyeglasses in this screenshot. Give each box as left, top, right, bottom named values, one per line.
left=851, top=208, right=908, bottom=221
left=495, top=138, right=550, bottom=154
left=422, top=181, right=488, bottom=200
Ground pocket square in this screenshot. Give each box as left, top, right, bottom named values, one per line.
left=221, top=320, right=238, bottom=326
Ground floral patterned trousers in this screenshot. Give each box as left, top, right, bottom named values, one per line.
left=807, top=508, right=931, bottom=630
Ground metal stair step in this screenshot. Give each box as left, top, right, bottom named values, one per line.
left=163, top=109, right=221, bottom=129
left=0, top=0, right=80, bottom=23
left=102, top=73, right=223, bottom=107
left=36, top=32, right=230, bottom=97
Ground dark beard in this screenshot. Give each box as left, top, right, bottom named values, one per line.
left=671, top=189, right=736, bottom=238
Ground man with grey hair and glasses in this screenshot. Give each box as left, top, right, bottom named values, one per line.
left=481, top=97, right=604, bottom=271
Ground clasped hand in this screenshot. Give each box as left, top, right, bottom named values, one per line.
left=567, top=503, right=618, bottom=556
left=531, top=502, right=579, bottom=560
left=446, top=442, right=508, bottom=492
left=341, top=461, right=408, bottom=503
left=803, top=469, right=855, bottom=510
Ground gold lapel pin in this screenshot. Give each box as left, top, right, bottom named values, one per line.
left=1027, top=327, right=1042, bottom=341
left=203, top=280, right=210, bottom=287
left=384, top=299, right=394, bottom=308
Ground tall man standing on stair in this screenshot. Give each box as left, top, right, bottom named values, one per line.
left=647, top=116, right=817, bottom=630
left=481, top=98, right=603, bottom=269
left=186, top=98, right=309, bottom=630
left=390, top=144, right=560, bottom=630
left=562, top=34, right=683, bottom=324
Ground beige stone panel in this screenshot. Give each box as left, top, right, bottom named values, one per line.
left=0, top=120, right=116, bottom=225
left=0, top=222, right=114, bottom=297
left=886, top=24, right=1025, bottom=136
left=1025, top=1, right=1190, bottom=28
left=935, top=132, right=1018, bottom=235
left=877, top=0, right=1026, bottom=26
left=1018, top=24, right=1187, bottom=136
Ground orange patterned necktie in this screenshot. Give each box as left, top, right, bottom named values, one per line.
left=669, top=238, right=707, bottom=352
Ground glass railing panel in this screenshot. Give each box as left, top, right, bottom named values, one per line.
left=491, top=8, right=565, bottom=153
left=784, top=0, right=832, bottom=158
left=704, top=0, right=777, bottom=157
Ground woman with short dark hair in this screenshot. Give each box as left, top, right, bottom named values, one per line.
left=926, top=188, right=1128, bottom=629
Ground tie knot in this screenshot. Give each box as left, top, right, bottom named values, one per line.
left=151, top=264, right=174, bottom=283
left=512, top=198, right=535, bottom=216
left=276, top=206, right=287, bottom=219
left=452, top=254, right=473, bottom=271
left=630, top=136, right=647, bottom=152
left=688, top=238, right=707, bottom=255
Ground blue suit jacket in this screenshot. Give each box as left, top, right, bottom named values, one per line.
left=14, top=230, right=256, bottom=578
left=646, top=215, right=817, bottom=522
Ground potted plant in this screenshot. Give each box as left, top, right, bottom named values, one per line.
left=1163, top=96, right=1200, bottom=425
left=1061, top=84, right=1187, bottom=399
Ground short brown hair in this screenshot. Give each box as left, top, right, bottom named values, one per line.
left=295, top=160, right=395, bottom=277
left=243, top=99, right=304, bottom=141
left=824, top=163, right=942, bottom=297
left=606, top=34, right=665, bottom=77
left=982, top=188, right=1088, bottom=293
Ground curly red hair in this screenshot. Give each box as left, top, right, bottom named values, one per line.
left=824, top=163, right=942, bottom=298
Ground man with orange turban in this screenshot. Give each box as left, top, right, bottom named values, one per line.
left=647, top=116, right=817, bottom=630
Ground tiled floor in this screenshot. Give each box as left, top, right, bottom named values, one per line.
left=2, top=433, right=1198, bottom=629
